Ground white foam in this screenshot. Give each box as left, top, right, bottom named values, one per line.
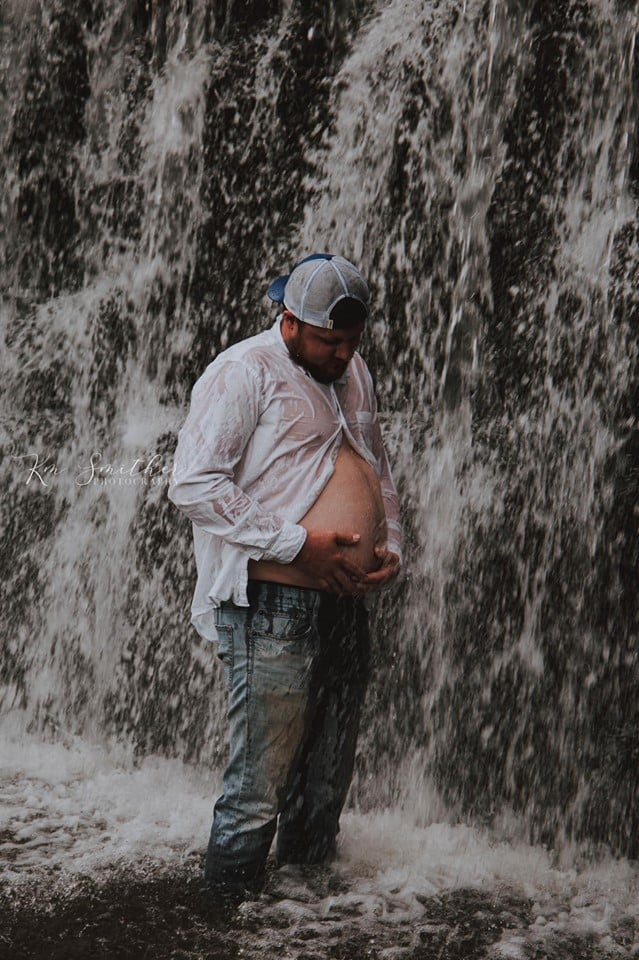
left=2, top=718, right=638, bottom=956
left=0, top=717, right=218, bottom=885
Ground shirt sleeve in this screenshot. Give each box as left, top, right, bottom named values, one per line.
left=168, top=358, right=307, bottom=563
left=354, top=358, right=403, bottom=563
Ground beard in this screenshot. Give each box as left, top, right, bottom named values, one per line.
left=286, top=332, right=346, bottom=384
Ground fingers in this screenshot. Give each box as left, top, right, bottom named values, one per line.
left=340, top=560, right=370, bottom=596
left=360, top=554, right=400, bottom=590
left=330, top=557, right=369, bottom=596
left=374, top=548, right=400, bottom=571
left=340, top=557, right=368, bottom=579
left=334, top=532, right=361, bottom=547
left=296, top=530, right=399, bottom=594
left=332, top=567, right=359, bottom=595
left=361, top=569, right=389, bottom=586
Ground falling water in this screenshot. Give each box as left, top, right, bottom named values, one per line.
left=2, top=0, right=639, bottom=957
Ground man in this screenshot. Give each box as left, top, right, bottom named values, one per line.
left=169, top=253, right=402, bottom=896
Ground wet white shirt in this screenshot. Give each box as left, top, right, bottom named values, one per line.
left=169, top=318, right=402, bottom=641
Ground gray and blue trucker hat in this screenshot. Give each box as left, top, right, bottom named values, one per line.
left=267, top=253, right=369, bottom=329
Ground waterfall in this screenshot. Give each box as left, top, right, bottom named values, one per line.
left=300, top=0, right=639, bottom=859
left=2, top=0, right=638, bottom=874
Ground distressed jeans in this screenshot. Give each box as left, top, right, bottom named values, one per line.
left=204, top=580, right=370, bottom=892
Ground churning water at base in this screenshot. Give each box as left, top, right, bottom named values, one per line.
left=2, top=713, right=639, bottom=959
left=2, top=0, right=639, bottom=955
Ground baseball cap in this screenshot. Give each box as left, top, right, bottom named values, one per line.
left=267, top=253, right=370, bottom=329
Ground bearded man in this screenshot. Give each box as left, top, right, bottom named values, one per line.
left=169, top=253, right=402, bottom=895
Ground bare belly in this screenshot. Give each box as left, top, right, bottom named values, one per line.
left=248, top=439, right=387, bottom=591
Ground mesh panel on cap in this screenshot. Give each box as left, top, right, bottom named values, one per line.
left=283, top=256, right=369, bottom=328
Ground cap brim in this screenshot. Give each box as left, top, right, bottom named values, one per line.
left=267, top=275, right=289, bottom=303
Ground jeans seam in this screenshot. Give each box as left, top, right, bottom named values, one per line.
left=217, top=623, right=234, bottom=681
left=235, top=630, right=255, bottom=806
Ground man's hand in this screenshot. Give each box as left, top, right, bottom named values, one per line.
left=356, top=547, right=401, bottom=592
left=295, top=529, right=367, bottom=595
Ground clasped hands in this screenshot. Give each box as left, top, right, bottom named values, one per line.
left=295, top=529, right=400, bottom=596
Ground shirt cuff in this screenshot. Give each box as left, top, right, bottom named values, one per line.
left=267, top=521, right=308, bottom=564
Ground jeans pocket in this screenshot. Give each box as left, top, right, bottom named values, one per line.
left=215, top=623, right=234, bottom=664
left=249, top=609, right=312, bottom=659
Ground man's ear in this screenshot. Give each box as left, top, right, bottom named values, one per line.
left=281, top=310, right=300, bottom=333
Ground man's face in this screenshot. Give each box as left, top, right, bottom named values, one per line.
left=283, top=316, right=365, bottom=384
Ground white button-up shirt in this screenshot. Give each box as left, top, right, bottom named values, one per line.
left=169, top=319, right=402, bottom=641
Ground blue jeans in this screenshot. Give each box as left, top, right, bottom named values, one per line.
left=204, top=580, right=370, bottom=892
